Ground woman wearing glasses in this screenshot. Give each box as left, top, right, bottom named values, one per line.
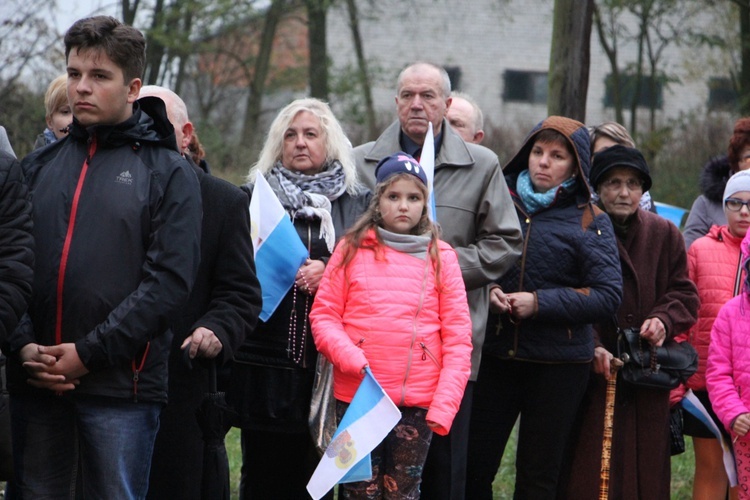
left=681, top=170, right=750, bottom=500
left=684, top=118, right=750, bottom=248
left=560, top=144, right=699, bottom=499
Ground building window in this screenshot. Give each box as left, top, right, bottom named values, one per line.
left=445, top=66, right=462, bottom=92
left=502, top=70, right=548, bottom=104
left=603, top=73, right=663, bottom=109
left=707, top=77, right=737, bottom=111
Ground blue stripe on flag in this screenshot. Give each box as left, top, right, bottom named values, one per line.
left=255, top=218, right=308, bottom=321
left=307, top=368, right=402, bottom=499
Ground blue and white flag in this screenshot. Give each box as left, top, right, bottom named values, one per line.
left=682, top=389, right=737, bottom=486
left=307, top=367, right=402, bottom=499
left=420, top=122, right=437, bottom=221
left=249, top=172, right=309, bottom=321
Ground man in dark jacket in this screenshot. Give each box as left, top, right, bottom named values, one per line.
left=139, top=85, right=262, bottom=499
left=6, top=17, right=201, bottom=498
left=0, top=146, right=34, bottom=484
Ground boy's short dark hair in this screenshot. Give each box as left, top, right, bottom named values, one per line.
left=64, top=16, right=146, bottom=84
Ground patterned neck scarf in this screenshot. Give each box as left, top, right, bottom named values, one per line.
left=516, top=169, right=577, bottom=214
left=267, top=160, right=347, bottom=252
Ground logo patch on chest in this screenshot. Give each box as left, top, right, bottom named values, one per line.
left=115, top=170, right=133, bottom=185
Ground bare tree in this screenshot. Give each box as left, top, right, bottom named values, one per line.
left=548, top=0, right=594, bottom=120
left=242, top=0, right=287, bottom=147
left=306, top=0, right=332, bottom=99
left=345, top=0, right=376, bottom=140
left=729, top=0, right=750, bottom=112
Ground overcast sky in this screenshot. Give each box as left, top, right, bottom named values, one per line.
left=49, top=0, right=119, bottom=35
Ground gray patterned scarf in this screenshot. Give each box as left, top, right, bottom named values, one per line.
left=267, top=160, right=347, bottom=252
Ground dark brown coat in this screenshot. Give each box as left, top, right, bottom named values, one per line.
left=559, top=208, right=699, bottom=500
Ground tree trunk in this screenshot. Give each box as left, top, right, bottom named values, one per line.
left=740, top=1, right=750, bottom=114
left=241, top=0, right=286, bottom=148
left=143, top=0, right=167, bottom=84
left=121, top=0, right=140, bottom=26
left=593, top=4, right=624, bottom=125
left=547, top=0, right=593, bottom=121
left=629, top=6, right=650, bottom=135
left=345, top=0, right=376, bottom=140
left=173, top=3, right=194, bottom=95
left=306, top=0, right=329, bottom=99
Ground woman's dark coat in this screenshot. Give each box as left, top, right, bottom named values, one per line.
left=229, top=186, right=370, bottom=432
left=560, top=209, right=699, bottom=500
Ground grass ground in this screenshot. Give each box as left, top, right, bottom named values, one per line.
left=0, top=423, right=696, bottom=498
left=225, top=424, right=696, bottom=499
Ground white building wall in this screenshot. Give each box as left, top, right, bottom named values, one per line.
left=326, top=0, right=716, bottom=134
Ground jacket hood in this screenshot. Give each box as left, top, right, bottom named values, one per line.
left=503, top=116, right=592, bottom=201
left=69, top=97, right=179, bottom=152
left=700, top=155, right=731, bottom=203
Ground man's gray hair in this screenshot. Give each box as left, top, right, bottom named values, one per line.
left=451, top=91, right=484, bottom=131
left=397, top=62, right=452, bottom=98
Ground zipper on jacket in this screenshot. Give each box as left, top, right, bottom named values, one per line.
left=131, top=341, right=151, bottom=402
left=419, top=342, right=442, bottom=369
left=402, top=256, right=431, bottom=406
left=734, top=251, right=744, bottom=297
left=55, top=136, right=97, bottom=345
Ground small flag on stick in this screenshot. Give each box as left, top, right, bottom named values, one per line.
left=307, top=368, right=401, bottom=499
left=249, top=172, right=308, bottom=321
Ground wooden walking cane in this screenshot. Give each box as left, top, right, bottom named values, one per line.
left=599, top=357, right=624, bottom=500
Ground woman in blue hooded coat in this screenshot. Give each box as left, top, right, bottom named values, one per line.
left=466, top=116, right=623, bottom=499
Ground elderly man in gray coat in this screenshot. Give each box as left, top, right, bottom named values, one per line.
left=354, top=61, right=522, bottom=500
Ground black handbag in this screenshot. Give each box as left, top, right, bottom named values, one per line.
left=616, top=327, right=698, bottom=390
left=669, top=404, right=686, bottom=456
left=227, top=353, right=313, bottom=432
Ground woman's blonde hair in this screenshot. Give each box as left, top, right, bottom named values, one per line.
left=335, top=173, right=444, bottom=288
left=248, top=98, right=360, bottom=194
left=44, top=74, right=69, bottom=120
left=589, top=121, right=636, bottom=152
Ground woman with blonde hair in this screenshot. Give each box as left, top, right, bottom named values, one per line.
left=33, top=74, right=72, bottom=149
left=228, top=97, right=370, bottom=499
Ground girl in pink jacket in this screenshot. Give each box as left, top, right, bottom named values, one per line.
left=685, top=170, right=750, bottom=499
left=310, top=152, right=472, bottom=499
left=707, top=228, right=750, bottom=499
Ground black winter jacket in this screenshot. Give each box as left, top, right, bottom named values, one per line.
left=7, top=98, right=202, bottom=403
left=484, top=116, right=622, bottom=363
left=0, top=150, right=33, bottom=346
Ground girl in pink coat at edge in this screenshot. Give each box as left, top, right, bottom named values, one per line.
left=707, top=214, right=750, bottom=499
left=310, top=152, right=472, bottom=499
left=681, top=170, right=750, bottom=500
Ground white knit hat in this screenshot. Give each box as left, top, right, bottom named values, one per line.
left=724, top=170, right=750, bottom=203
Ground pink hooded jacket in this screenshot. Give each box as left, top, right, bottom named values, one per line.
left=310, top=230, right=472, bottom=436
left=707, top=233, right=750, bottom=433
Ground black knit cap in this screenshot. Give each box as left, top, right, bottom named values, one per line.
left=590, top=144, right=652, bottom=192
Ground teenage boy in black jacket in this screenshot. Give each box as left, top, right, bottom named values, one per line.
left=6, top=16, right=201, bottom=498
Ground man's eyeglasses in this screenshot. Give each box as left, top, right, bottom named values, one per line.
left=725, top=198, right=750, bottom=212
left=600, top=177, right=644, bottom=191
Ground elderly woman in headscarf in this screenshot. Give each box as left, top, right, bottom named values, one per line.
left=560, top=145, right=699, bottom=500
left=466, top=116, right=622, bottom=499
left=228, top=98, right=370, bottom=499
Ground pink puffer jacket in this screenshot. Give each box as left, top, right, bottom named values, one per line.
left=310, top=230, right=472, bottom=436
left=685, top=225, right=744, bottom=390
left=707, top=293, right=750, bottom=433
